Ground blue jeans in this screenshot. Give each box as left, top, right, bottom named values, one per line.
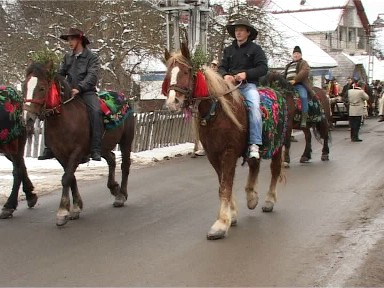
left=239, top=83, right=262, bottom=145
left=294, top=84, right=308, bottom=113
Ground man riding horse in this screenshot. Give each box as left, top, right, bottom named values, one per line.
left=38, top=27, right=103, bottom=161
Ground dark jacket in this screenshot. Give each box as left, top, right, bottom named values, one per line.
left=59, top=48, right=100, bottom=94
left=218, top=39, right=268, bottom=84
left=284, top=58, right=315, bottom=97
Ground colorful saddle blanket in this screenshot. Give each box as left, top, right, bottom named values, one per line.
left=293, top=91, right=323, bottom=123
left=258, top=88, right=287, bottom=159
left=98, top=90, right=133, bottom=130
left=0, top=86, right=24, bottom=145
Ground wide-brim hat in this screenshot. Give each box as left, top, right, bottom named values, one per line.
left=226, top=19, right=258, bottom=41
left=60, top=28, right=90, bottom=45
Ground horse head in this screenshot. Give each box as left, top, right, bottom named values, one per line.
left=23, top=61, right=67, bottom=121
left=163, top=43, right=194, bottom=112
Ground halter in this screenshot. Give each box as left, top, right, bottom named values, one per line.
left=24, top=76, right=76, bottom=119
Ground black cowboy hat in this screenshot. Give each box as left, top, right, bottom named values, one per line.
left=59, top=28, right=90, bottom=45
left=226, top=18, right=258, bottom=41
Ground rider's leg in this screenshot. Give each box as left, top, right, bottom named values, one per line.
left=82, top=92, right=104, bottom=161
left=240, top=83, right=262, bottom=159
left=295, top=84, right=308, bottom=128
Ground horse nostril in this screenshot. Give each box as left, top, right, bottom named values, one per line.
left=175, top=98, right=180, bottom=104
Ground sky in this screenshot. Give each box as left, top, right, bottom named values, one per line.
left=361, top=0, right=384, bottom=23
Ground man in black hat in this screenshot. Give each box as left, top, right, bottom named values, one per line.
left=38, top=27, right=103, bottom=161
left=218, top=18, right=268, bottom=159
left=284, top=46, right=314, bottom=128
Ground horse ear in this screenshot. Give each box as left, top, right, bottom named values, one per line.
left=44, top=60, right=54, bottom=72
left=180, top=42, right=190, bottom=59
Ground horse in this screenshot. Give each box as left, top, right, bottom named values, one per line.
left=163, top=43, right=289, bottom=240
left=0, top=86, right=37, bottom=219
left=260, top=72, right=331, bottom=167
left=23, top=61, right=135, bottom=226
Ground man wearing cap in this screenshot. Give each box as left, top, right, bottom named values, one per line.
left=218, top=18, right=268, bottom=159
left=38, top=27, right=103, bottom=161
left=284, top=46, right=314, bottom=128
left=348, top=80, right=369, bottom=142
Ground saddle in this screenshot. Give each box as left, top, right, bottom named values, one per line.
left=293, top=91, right=323, bottom=123
left=97, top=91, right=133, bottom=130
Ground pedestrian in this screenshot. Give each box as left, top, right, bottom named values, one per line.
left=38, top=27, right=103, bottom=161
left=284, top=45, right=315, bottom=128
left=218, top=18, right=268, bottom=159
left=348, top=80, right=369, bottom=142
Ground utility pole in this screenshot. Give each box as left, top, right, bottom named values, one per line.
left=155, top=0, right=210, bottom=54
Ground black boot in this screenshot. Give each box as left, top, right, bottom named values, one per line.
left=38, top=147, right=54, bottom=160
left=91, top=150, right=101, bottom=161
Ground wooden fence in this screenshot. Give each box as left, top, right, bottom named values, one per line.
left=24, top=110, right=194, bottom=158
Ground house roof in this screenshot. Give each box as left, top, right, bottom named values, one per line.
left=265, top=0, right=369, bottom=34
left=269, top=15, right=338, bottom=69
left=342, top=52, right=384, bottom=80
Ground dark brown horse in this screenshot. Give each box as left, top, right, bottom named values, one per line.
left=0, top=86, right=37, bottom=219
left=23, top=61, right=135, bottom=226
left=163, top=43, right=289, bottom=240
left=260, top=72, right=331, bottom=167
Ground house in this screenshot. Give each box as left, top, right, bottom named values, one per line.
left=265, top=0, right=384, bottom=83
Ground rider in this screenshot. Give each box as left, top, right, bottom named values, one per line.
left=218, top=18, right=268, bottom=159
left=284, top=46, right=314, bottom=128
left=38, top=27, right=103, bottom=161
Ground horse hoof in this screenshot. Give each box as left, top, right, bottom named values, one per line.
left=283, top=162, right=290, bottom=168
left=0, top=208, right=15, bottom=219
left=56, top=216, right=69, bottom=226
left=300, top=157, right=310, bottom=163
left=27, top=194, right=38, bottom=208
left=321, top=155, right=329, bottom=161
left=262, top=201, right=274, bottom=212
left=69, top=211, right=80, bottom=220
left=113, top=194, right=126, bottom=207
left=247, top=195, right=259, bottom=210
left=231, top=218, right=238, bottom=226
left=207, top=229, right=227, bottom=240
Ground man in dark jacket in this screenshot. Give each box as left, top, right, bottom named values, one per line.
left=218, top=18, right=268, bottom=159
left=38, top=28, right=103, bottom=161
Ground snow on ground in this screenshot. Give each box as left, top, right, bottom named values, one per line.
left=0, top=143, right=195, bottom=203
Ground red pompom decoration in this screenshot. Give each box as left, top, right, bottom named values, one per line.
left=161, top=77, right=170, bottom=96
left=194, top=71, right=209, bottom=98
left=46, top=82, right=60, bottom=108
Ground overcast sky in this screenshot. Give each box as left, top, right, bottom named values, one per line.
left=362, top=0, right=384, bottom=23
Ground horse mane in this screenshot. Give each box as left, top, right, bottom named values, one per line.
left=203, top=68, right=243, bottom=130
left=259, top=71, right=295, bottom=97
left=53, top=74, right=72, bottom=102
left=166, top=51, right=243, bottom=130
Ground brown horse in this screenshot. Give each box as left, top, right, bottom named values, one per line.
left=163, top=43, right=289, bottom=240
left=23, top=61, right=135, bottom=226
left=260, top=72, right=331, bottom=167
left=0, top=86, right=37, bottom=219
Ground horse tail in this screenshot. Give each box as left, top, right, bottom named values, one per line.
left=312, top=117, right=332, bottom=145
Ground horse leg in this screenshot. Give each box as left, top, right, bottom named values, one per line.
left=283, top=126, right=293, bottom=168
left=103, top=151, right=126, bottom=207
left=300, top=128, right=312, bottom=163
left=263, top=148, right=283, bottom=212
left=0, top=155, right=22, bottom=219
left=56, top=166, right=76, bottom=226
left=230, top=196, right=238, bottom=226
left=245, top=158, right=261, bottom=209
left=20, top=157, right=37, bottom=208
left=207, top=153, right=237, bottom=240
left=69, top=176, right=83, bottom=220
left=321, top=123, right=330, bottom=161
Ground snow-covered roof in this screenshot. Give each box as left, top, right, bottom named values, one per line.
left=266, top=0, right=347, bottom=33
left=269, top=15, right=338, bottom=69
left=342, top=52, right=384, bottom=80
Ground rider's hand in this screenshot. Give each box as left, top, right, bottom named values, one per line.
left=289, top=80, right=296, bottom=85
left=224, top=75, right=236, bottom=85
left=71, top=88, right=80, bottom=97
left=234, top=72, right=246, bottom=82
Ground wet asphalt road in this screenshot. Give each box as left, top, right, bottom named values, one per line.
left=0, top=118, right=383, bottom=287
